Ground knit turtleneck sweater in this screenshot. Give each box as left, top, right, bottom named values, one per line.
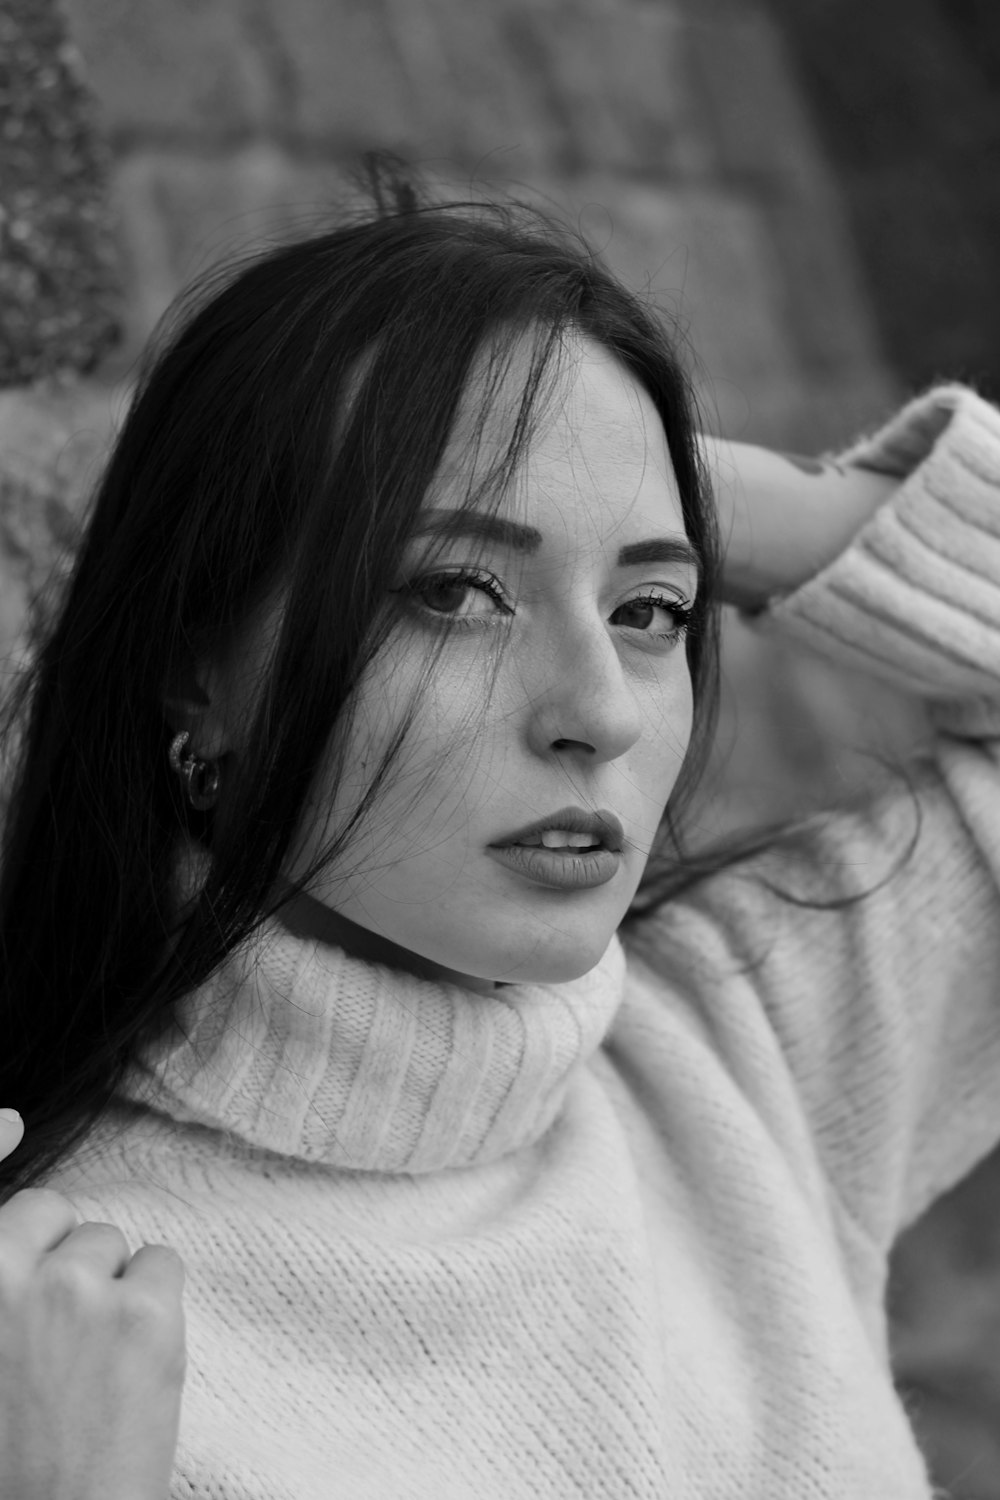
left=125, top=916, right=627, bottom=1174
left=46, top=386, right=1000, bottom=1498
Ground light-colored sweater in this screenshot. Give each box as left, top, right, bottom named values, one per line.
left=47, top=385, right=1000, bottom=1497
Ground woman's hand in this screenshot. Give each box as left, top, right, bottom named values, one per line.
left=0, top=1109, right=186, bottom=1500
left=701, top=436, right=899, bottom=611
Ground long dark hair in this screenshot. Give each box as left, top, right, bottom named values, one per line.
left=0, top=189, right=721, bottom=1197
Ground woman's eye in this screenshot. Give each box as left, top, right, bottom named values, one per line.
left=611, top=594, right=692, bottom=640
left=401, top=570, right=511, bottom=622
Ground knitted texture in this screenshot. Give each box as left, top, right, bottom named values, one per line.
left=122, top=921, right=628, bottom=1173
left=44, top=386, right=1000, bottom=1497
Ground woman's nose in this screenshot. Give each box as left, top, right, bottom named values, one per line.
left=524, top=619, right=644, bottom=764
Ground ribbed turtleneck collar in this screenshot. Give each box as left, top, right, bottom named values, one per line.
left=121, top=920, right=627, bottom=1173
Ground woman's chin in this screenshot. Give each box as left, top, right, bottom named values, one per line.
left=469, top=932, right=615, bottom=988
left=278, top=885, right=616, bottom=990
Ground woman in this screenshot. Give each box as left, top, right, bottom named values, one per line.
left=2, top=190, right=999, bottom=1497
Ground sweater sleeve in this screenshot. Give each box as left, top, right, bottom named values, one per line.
left=632, top=385, right=1000, bottom=1255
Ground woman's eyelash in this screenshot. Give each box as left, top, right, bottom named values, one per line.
left=614, top=592, right=694, bottom=638
left=393, top=572, right=694, bottom=640
left=392, top=568, right=512, bottom=619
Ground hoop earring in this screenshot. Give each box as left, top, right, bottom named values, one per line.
left=168, top=731, right=221, bottom=811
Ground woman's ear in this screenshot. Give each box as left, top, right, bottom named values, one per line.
left=163, top=594, right=282, bottom=760
left=162, top=654, right=229, bottom=759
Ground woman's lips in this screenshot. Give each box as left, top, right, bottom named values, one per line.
left=487, top=807, right=625, bottom=891
left=491, top=806, right=625, bottom=853
left=485, top=842, right=622, bottom=891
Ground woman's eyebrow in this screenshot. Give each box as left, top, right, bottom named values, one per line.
left=617, top=538, right=702, bottom=579
left=414, top=510, right=543, bottom=552
left=414, top=511, right=702, bottom=582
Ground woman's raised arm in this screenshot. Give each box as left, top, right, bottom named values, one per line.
left=0, top=1110, right=186, bottom=1500
left=631, top=386, right=1000, bottom=1252
left=701, top=430, right=899, bottom=611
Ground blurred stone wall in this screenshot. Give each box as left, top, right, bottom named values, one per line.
left=62, top=0, right=895, bottom=453
left=766, top=0, right=1000, bottom=401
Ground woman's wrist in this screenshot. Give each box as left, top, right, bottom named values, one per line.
left=700, top=435, right=899, bottom=611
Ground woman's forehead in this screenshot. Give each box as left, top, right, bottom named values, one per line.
left=430, top=333, right=681, bottom=536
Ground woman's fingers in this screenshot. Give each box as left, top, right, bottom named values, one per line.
left=124, top=1241, right=187, bottom=1297
left=0, top=1115, right=187, bottom=1500
left=47, top=1221, right=133, bottom=1279
left=0, top=1108, right=24, bottom=1161
left=0, top=1187, right=80, bottom=1261
left=120, top=1245, right=188, bottom=1386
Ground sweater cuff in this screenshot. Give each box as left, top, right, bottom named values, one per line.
left=751, top=385, right=1000, bottom=722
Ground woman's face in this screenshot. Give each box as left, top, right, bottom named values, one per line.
left=286, top=334, right=699, bottom=987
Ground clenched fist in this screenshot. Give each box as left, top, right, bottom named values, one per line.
left=0, top=1110, right=186, bottom=1500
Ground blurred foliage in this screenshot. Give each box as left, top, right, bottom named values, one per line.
left=0, top=0, right=120, bottom=385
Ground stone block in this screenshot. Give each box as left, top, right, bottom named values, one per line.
left=561, top=176, right=806, bottom=436
left=680, top=6, right=823, bottom=187
left=763, top=189, right=889, bottom=380
left=61, top=0, right=274, bottom=138
left=264, top=0, right=700, bottom=175
left=763, top=0, right=1000, bottom=400
left=0, top=0, right=120, bottom=385
left=261, top=0, right=432, bottom=150
left=845, top=166, right=1000, bottom=393
left=551, top=172, right=897, bottom=447
left=107, top=143, right=355, bottom=353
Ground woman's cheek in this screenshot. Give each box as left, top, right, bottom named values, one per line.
left=641, top=653, right=693, bottom=727
left=638, top=670, right=695, bottom=798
